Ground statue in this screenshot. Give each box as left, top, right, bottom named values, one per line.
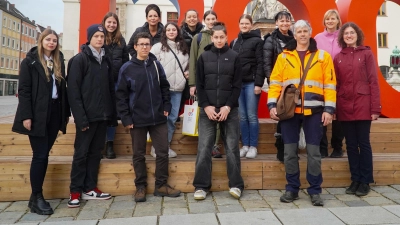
left=251, top=0, right=288, bottom=21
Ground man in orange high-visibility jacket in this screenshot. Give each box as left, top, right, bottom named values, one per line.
left=267, top=20, right=336, bottom=207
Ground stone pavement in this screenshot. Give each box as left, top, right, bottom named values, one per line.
left=2, top=185, right=400, bottom=224
left=0, top=96, right=18, bottom=118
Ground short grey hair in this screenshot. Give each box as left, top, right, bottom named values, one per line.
left=293, top=20, right=312, bottom=36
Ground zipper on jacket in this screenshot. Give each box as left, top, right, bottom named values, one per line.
left=144, top=61, right=156, bottom=124
left=216, top=50, right=221, bottom=107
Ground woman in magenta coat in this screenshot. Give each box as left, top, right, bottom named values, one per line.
left=334, top=22, right=381, bottom=197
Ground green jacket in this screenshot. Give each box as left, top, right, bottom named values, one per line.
left=189, top=29, right=212, bottom=86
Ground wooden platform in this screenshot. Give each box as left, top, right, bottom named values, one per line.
left=1, top=118, right=400, bottom=201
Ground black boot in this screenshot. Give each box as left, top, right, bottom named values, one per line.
left=30, top=193, right=53, bottom=215
left=330, top=149, right=344, bottom=158
left=106, top=141, right=116, bottom=159
left=28, top=193, right=50, bottom=208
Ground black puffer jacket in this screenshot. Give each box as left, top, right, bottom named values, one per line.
left=127, top=22, right=164, bottom=57
left=106, top=37, right=129, bottom=82
left=231, top=29, right=264, bottom=87
left=196, top=44, right=242, bottom=109
left=263, top=29, right=294, bottom=80
left=67, top=44, right=117, bottom=129
left=181, top=22, right=203, bottom=54
left=12, top=47, right=70, bottom=136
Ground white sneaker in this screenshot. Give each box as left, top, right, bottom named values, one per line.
left=240, top=146, right=249, bottom=158
left=246, top=146, right=258, bottom=159
left=229, top=187, right=241, bottom=199
left=194, top=189, right=207, bottom=200
left=168, top=148, right=177, bottom=158
left=82, top=188, right=112, bottom=200
left=150, top=146, right=156, bottom=158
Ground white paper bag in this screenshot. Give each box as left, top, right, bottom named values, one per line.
left=182, top=101, right=199, bottom=136
left=298, top=127, right=306, bottom=150
left=147, top=132, right=151, bottom=142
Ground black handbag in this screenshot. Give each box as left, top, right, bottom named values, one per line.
left=167, top=46, right=190, bottom=101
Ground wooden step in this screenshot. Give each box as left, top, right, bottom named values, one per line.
left=1, top=153, right=400, bottom=201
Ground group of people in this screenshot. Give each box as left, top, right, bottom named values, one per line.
left=12, top=3, right=381, bottom=215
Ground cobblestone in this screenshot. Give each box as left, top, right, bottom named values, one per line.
left=4, top=201, right=29, bottom=212
left=50, top=207, right=80, bottom=218
left=106, top=209, right=133, bottom=219
left=345, top=200, right=371, bottom=207
left=188, top=201, right=216, bottom=214
left=77, top=207, right=107, bottom=220
left=217, top=204, right=245, bottom=213
left=335, top=194, right=361, bottom=201
left=362, top=196, right=396, bottom=206
left=240, top=200, right=270, bottom=209
left=259, top=190, right=283, bottom=197
left=0, top=211, right=25, bottom=224
left=325, top=188, right=346, bottom=195
left=162, top=207, right=189, bottom=215
left=19, top=212, right=49, bottom=223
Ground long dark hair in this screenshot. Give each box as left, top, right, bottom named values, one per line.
left=160, top=22, right=188, bottom=55
left=101, top=12, right=122, bottom=46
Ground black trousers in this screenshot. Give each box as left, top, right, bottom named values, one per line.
left=29, top=101, right=61, bottom=194
left=130, top=123, right=169, bottom=188
left=70, top=121, right=107, bottom=193
left=321, top=120, right=344, bottom=151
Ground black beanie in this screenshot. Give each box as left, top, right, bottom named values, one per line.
left=87, top=24, right=105, bottom=42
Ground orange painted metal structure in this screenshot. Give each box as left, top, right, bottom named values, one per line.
left=79, top=0, right=399, bottom=118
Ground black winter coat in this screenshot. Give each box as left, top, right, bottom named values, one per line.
left=12, top=47, right=70, bottom=136
left=181, top=22, right=203, bottom=54
left=127, top=22, right=164, bottom=57
left=67, top=44, right=117, bottom=129
left=116, top=53, right=171, bottom=127
left=196, top=44, right=242, bottom=109
left=263, top=29, right=294, bottom=80
left=106, top=37, right=129, bottom=82
left=230, top=29, right=264, bottom=87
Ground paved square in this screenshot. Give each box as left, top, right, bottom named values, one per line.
left=218, top=211, right=281, bottom=225
left=159, top=213, right=219, bottom=225
left=329, top=206, right=400, bottom=224
left=98, top=216, right=157, bottom=225
left=274, top=208, right=345, bottom=225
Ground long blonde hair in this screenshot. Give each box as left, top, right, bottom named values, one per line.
left=37, top=29, right=62, bottom=82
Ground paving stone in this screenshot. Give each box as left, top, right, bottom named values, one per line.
left=214, top=197, right=240, bottom=206
left=238, top=192, right=263, bottom=201
left=50, top=207, right=80, bottom=218
left=335, top=194, right=361, bottom=201
left=19, top=212, right=49, bottom=223
left=77, top=207, right=107, bottom=220
left=240, top=200, right=270, bottom=209
left=322, top=200, right=347, bottom=208
left=359, top=190, right=382, bottom=197
left=258, top=190, right=283, bottom=197
left=109, top=200, right=135, bottom=210
left=82, top=199, right=113, bottom=209
left=133, top=204, right=161, bottom=217
left=298, top=190, right=309, bottom=198
left=163, top=194, right=186, bottom=202
left=211, top=191, right=231, bottom=198
left=320, top=188, right=329, bottom=194
left=381, top=192, right=400, bottom=200
left=268, top=202, right=298, bottom=210
left=275, top=208, right=345, bottom=225
left=293, top=198, right=314, bottom=208
left=0, top=202, right=12, bottom=211
left=187, top=193, right=214, bottom=203
left=344, top=200, right=371, bottom=207
left=188, top=201, right=216, bottom=214
left=391, top=185, right=400, bottom=191
left=383, top=205, right=400, bottom=218
left=160, top=213, right=218, bottom=225
left=163, top=200, right=187, bottom=208
left=41, top=220, right=98, bottom=225
left=320, top=194, right=336, bottom=200
left=371, top=186, right=399, bottom=193
left=162, top=207, right=189, bottom=215
left=105, top=209, right=133, bottom=219
left=46, top=199, right=62, bottom=210
left=362, top=196, right=396, bottom=206
left=144, top=195, right=163, bottom=203
left=4, top=201, right=29, bottom=212
left=0, top=211, right=26, bottom=224
left=44, top=217, right=75, bottom=222
left=99, top=216, right=157, bottom=225
left=245, top=207, right=272, bottom=212
left=113, top=195, right=134, bottom=202
left=217, top=204, right=244, bottom=213
left=330, top=206, right=400, bottom=224
left=393, top=199, right=400, bottom=205
left=326, top=188, right=346, bottom=195
left=219, top=211, right=279, bottom=225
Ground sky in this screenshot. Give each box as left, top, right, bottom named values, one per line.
left=8, top=0, right=64, bottom=33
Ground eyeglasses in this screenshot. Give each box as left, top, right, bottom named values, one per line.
left=136, top=43, right=151, bottom=48
left=344, top=31, right=356, bottom=36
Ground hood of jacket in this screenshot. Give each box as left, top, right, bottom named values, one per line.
left=284, top=37, right=318, bottom=52
left=239, top=29, right=261, bottom=40
left=130, top=52, right=158, bottom=65
left=340, top=45, right=370, bottom=54
left=204, top=43, right=230, bottom=53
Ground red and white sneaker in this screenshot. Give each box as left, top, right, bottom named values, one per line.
left=82, top=188, right=112, bottom=200
left=67, top=192, right=81, bottom=208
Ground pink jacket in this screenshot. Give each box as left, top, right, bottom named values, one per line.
left=314, top=30, right=341, bottom=59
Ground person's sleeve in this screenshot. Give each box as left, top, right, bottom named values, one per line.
left=115, top=63, right=133, bottom=127
left=61, top=59, right=71, bottom=118
left=67, top=55, right=89, bottom=129
left=254, top=39, right=265, bottom=87
left=366, top=51, right=381, bottom=115
left=189, top=34, right=199, bottom=86
left=108, top=60, right=118, bottom=126
left=157, top=61, right=172, bottom=113
left=322, top=52, right=337, bottom=115
left=17, top=59, right=33, bottom=121
left=121, top=38, right=129, bottom=64
left=267, top=53, right=284, bottom=110
left=263, top=37, right=274, bottom=83
left=225, top=56, right=242, bottom=108
left=150, top=43, right=161, bottom=61
left=196, top=55, right=209, bottom=108
left=127, top=29, right=139, bottom=57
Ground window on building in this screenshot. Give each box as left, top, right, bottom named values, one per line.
left=10, top=60, right=13, bottom=69
left=29, top=28, right=31, bottom=36
left=0, top=80, right=3, bottom=96
left=7, top=38, right=10, bottom=47
left=378, top=2, right=387, bottom=16
left=5, top=58, right=9, bottom=69
left=21, top=42, right=24, bottom=51
left=378, top=33, right=388, bottom=48
left=17, top=23, right=20, bottom=31
left=5, top=80, right=17, bottom=95
left=22, top=24, right=25, bottom=34
left=3, top=17, right=6, bottom=27
left=8, top=19, right=12, bottom=29
left=13, top=21, right=16, bottom=30
left=0, top=57, right=4, bottom=68
left=11, top=39, right=14, bottom=49
left=167, top=12, right=178, bottom=23
left=15, top=59, right=18, bottom=70
left=25, top=26, right=27, bottom=34
left=2, top=36, right=5, bottom=46
left=16, top=43, right=19, bottom=50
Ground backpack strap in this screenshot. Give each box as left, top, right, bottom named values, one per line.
left=232, top=38, right=238, bottom=49
left=197, top=32, right=203, bottom=46
left=153, top=61, right=160, bottom=84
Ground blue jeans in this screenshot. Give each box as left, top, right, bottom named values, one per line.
left=238, top=82, right=260, bottom=147
left=193, top=107, right=244, bottom=191
left=106, top=127, right=116, bottom=141
left=167, top=91, right=182, bottom=144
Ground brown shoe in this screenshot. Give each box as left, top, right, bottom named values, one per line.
left=154, top=184, right=181, bottom=197
left=134, top=187, right=146, bottom=202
